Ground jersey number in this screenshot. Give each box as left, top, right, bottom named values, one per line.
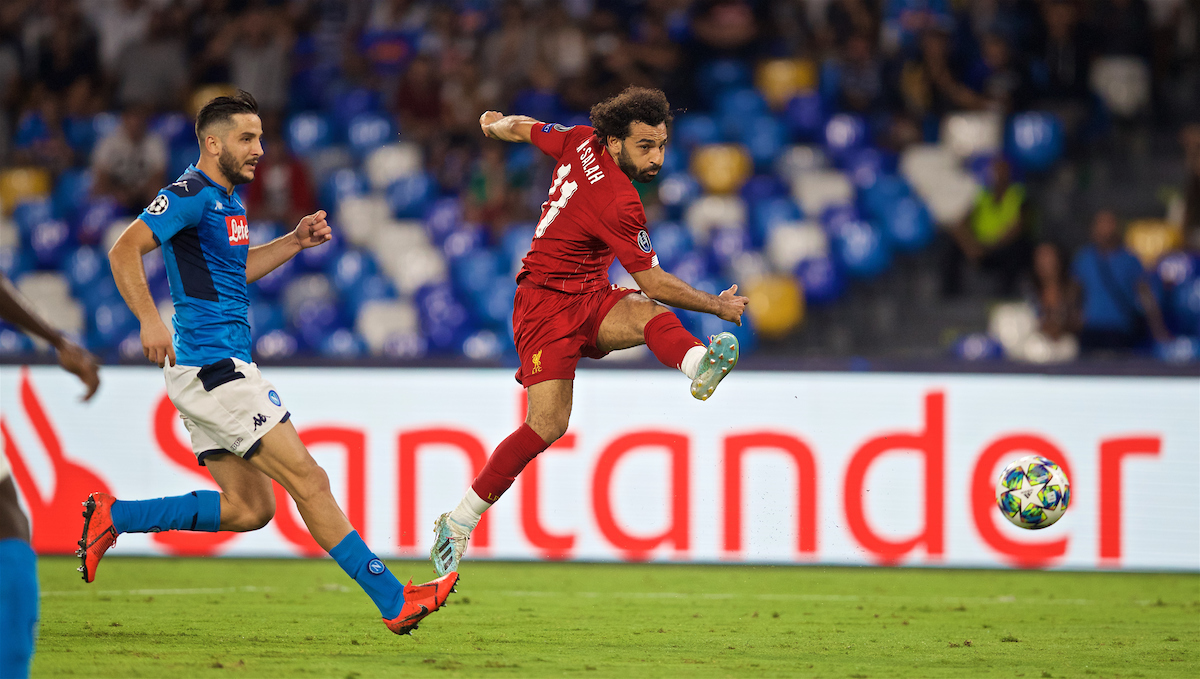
left=535, top=163, right=578, bottom=237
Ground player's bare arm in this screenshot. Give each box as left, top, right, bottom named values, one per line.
left=479, top=111, right=542, bottom=143
left=0, top=274, right=100, bottom=400
left=245, top=210, right=331, bottom=283
left=109, top=220, right=175, bottom=367
left=631, top=266, right=749, bottom=325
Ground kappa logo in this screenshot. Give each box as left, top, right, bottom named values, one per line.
left=637, top=229, right=653, bottom=254
left=146, top=194, right=169, bottom=215
left=226, top=215, right=249, bottom=246
left=530, top=349, right=543, bottom=374
left=252, top=413, right=268, bottom=430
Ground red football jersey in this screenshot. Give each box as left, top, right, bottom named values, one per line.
left=518, top=123, right=658, bottom=294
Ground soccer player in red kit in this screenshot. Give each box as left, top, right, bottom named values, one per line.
left=431, top=87, right=748, bottom=575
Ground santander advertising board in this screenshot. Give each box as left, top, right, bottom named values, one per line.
left=2, top=366, right=1196, bottom=571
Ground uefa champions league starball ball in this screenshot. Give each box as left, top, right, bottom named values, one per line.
left=995, top=455, right=1071, bottom=529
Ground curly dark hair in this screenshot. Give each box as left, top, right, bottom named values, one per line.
left=589, top=86, right=673, bottom=142
left=195, top=90, right=259, bottom=140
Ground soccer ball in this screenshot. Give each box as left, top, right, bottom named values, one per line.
left=995, top=455, right=1071, bottom=529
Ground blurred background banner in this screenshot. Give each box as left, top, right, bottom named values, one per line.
left=4, top=365, right=1196, bottom=571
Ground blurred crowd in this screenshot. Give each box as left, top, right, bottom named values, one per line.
left=1, top=0, right=1199, bottom=364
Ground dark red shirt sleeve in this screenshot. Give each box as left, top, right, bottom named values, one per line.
left=600, top=193, right=658, bottom=275
left=531, top=123, right=593, bottom=161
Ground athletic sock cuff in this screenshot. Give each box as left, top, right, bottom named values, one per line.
left=194, top=490, right=221, bottom=532
left=514, top=423, right=552, bottom=455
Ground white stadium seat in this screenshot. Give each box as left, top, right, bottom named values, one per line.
left=365, top=143, right=423, bottom=191
left=773, top=145, right=827, bottom=183
left=988, top=301, right=1037, bottom=358
left=684, top=195, right=747, bottom=244
left=790, top=170, right=853, bottom=217
left=282, top=273, right=335, bottom=317
left=1090, top=56, right=1151, bottom=118
left=766, top=220, right=828, bottom=272
left=920, top=170, right=979, bottom=227
left=356, top=299, right=420, bottom=354
left=337, top=196, right=391, bottom=247
left=940, top=111, right=1002, bottom=159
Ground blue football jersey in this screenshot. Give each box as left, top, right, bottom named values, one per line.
left=139, top=165, right=252, bottom=367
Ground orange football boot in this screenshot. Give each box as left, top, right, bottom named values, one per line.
left=383, top=571, right=459, bottom=636
left=76, top=492, right=118, bottom=583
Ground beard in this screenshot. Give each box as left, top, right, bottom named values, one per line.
left=615, top=143, right=660, bottom=184
left=217, top=147, right=255, bottom=185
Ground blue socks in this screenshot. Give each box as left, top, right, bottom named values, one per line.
left=0, top=538, right=38, bottom=679
left=329, top=531, right=404, bottom=619
left=111, top=490, right=221, bottom=534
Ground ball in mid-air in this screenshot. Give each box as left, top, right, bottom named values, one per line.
left=995, top=455, right=1071, bottom=529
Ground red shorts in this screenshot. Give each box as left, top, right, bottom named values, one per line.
left=512, top=280, right=638, bottom=387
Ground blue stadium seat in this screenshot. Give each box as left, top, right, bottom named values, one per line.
left=79, top=275, right=119, bottom=314
left=415, top=282, right=474, bottom=354
left=346, top=112, right=396, bottom=159
left=30, top=219, right=74, bottom=269
left=386, top=172, right=436, bottom=219
left=76, top=197, right=121, bottom=246
left=859, top=174, right=911, bottom=219
left=286, top=113, right=334, bottom=157
left=151, top=112, right=194, bottom=147
left=13, top=199, right=53, bottom=237
left=823, top=114, right=868, bottom=164
left=740, top=174, right=788, bottom=205
left=321, top=168, right=368, bottom=215
left=295, top=230, right=343, bottom=272
left=953, top=333, right=1004, bottom=360
left=672, top=114, right=720, bottom=151
left=343, top=273, right=396, bottom=317
left=717, top=88, right=770, bottom=140
left=794, top=255, right=845, bottom=305
left=784, top=93, right=824, bottom=141
left=1006, top=112, right=1064, bottom=172
left=751, top=196, right=803, bottom=245
left=648, top=221, right=693, bottom=270
left=0, top=245, right=35, bottom=280
left=441, top=225, right=486, bottom=261
left=499, top=223, right=535, bottom=269
left=451, top=248, right=500, bottom=298
left=696, top=59, right=752, bottom=105
left=657, top=173, right=702, bottom=220
left=474, top=277, right=517, bottom=329
left=424, top=197, right=465, bottom=245
left=319, top=327, right=367, bottom=358
left=89, top=299, right=137, bottom=350
left=327, top=87, right=383, bottom=131
left=63, top=246, right=108, bottom=296
left=708, top=226, right=751, bottom=273
left=1156, top=251, right=1196, bottom=288
left=326, top=249, right=378, bottom=291
left=1170, top=277, right=1200, bottom=336
left=1154, top=335, right=1198, bottom=363
left=255, top=329, right=299, bottom=359
left=0, top=325, right=34, bottom=355
left=249, top=301, right=286, bottom=337
left=168, top=141, right=197, bottom=181
left=671, top=251, right=711, bottom=287
left=879, top=195, right=934, bottom=252
left=820, top=203, right=861, bottom=233
left=461, top=328, right=511, bottom=361
left=254, top=257, right=297, bottom=298
left=64, top=115, right=98, bottom=155
left=843, top=147, right=888, bottom=189
left=52, top=169, right=92, bottom=222
left=293, top=298, right=343, bottom=350
left=830, top=218, right=891, bottom=279
left=739, top=115, right=787, bottom=169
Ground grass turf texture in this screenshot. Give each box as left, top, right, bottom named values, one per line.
left=34, top=557, right=1198, bottom=679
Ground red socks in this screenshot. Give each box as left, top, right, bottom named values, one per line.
left=471, top=423, right=550, bottom=503
left=643, top=311, right=704, bottom=370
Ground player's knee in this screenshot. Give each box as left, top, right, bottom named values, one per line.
left=289, top=462, right=333, bottom=504
left=244, top=497, right=275, bottom=531
left=532, top=413, right=570, bottom=444
left=225, top=493, right=275, bottom=532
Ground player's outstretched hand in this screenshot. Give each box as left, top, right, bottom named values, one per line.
left=479, top=111, right=504, bottom=138
left=141, top=320, right=176, bottom=368
left=716, top=284, right=749, bottom=326
left=294, top=210, right=331, bottom=249
left=56, top=339, right=100, bottom=401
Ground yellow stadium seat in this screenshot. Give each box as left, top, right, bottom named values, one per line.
left=191, top=84, right=238, bottom=117
left=745, top=274, right=804, bottom=339
left=755, top=59, right=817, bottom=109
left=690, top=144, right=753, bottom=195
left=1124, top=219, right=1182, bottom=268
left=0, top=167, right=52, bottom=215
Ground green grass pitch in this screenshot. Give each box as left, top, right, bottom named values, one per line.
left=33, top=556, right=1198, bottom=678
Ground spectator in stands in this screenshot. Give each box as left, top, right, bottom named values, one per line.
left=894, top=27, right=988, bottom=124
left=12, top=88, right=75, bottom=174
left=90, top=105, right=166, bottom=213
left=968, top=32, right=1030, bottom=112
left=1093, top=0, right=1153, bottom=59
left=882, top=0, right=953, bottom=55
left=827, top=31, right=886, bottom=114
left=84, top=0, right=150, bottom=75
left=465, top=141, right=514, bottom=235
left=393, top=54, right=443, bottom=143
left=1072, top=209, right=1172, bottom=353
left=482, top=2, right=536, bottom=98
left=1182, top=122, right=1200, bottom=250
left=1029, top=241, right=1080, bottom=346
left=441, top=62, right=500, bottom=136
left=1028, top=0, right=1093, bottom=134
left=822, top=0, right=878, bottom=50
left=941, top=157, right=1032, bottom=297
left=244, top=113, right=316, bottom=228
left=33, top=2, right=99, bottom=97
left=229, top=6, right=291, bottom=113
left=115, top=8, right=187, bottom=110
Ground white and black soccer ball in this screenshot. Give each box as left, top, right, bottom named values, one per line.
left=995, top=455, right=1071, bottom=530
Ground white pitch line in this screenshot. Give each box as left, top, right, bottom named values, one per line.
left=41, top=586, right=275, bottom=597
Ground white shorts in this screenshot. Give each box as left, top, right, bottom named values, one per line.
left=164, top=357, right=290, bottom=466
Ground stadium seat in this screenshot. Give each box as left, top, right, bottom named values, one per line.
left=296, top=229, right=343, bottom=272
left=336, top=195, right=390, bottom=247
left=1170, top=277, right=1200, bottom=335
left=657, top=173, right=702, bottom=219
left=17, top=271, right=72, bottom=306
left=684, top=195, right=747, bottom=244
left=952, top=332, right=1004, bottom=360
left=451, top=249, right=501, bottom=299
left=320, top=168, right=368, bottom=215
left=249, top=301, right=286, bottom=337
left=30, top=219, right=73, bottom=269
left=254, top=257, right=297, bottom=298
left=740, top=174, right=788, bottom=205
left=750, top=196, right=802, bottom=245
left=755, top=59, right=817, bottom=110
left=282, top=273, right=335, bottom=320
left=414, top=282, right=473, bottom=353
left=365, top=142, right=423, bottom=191
left=76, top=197, right=121, bottom=246
left=0, top=244, right=35, bottom=280
left=940, top=111, right=1002, bottom=159
left=63, top=246, right=108, bottom=296
left=326, top=87, right=383, bottom=131
left=150, top=112, right=193, bottom=147
left=1155, top=336, right=1198, bottom=363
left=670, top=251, right=712, bottom=287
left=51, top=169, right=92, bottom=222
left=386, top=172, right=436, bottom=219
left=12, top=198, right=53, bottom=236
left=385, top=243, right=447, bottom=296
left=791, top=170, right=853, bottom=219
left=696, top=59, right=752, bottom=105
left=708, top=225, right=751, bottom=272
left=1006, top=112, right=1064, bottom=172
left=1156, top=251, right=1196, bottom=288
left=326, top=249, right=378, bottom=292
left=79, top=275, right=120, bottom=315
left=499, top=223, right=534, bottom=274
left=916, top=170, right=979, bottom=227
left=1090, top=56, right=1151, bottom=118
left=843, top=147, right=888, bottom=189
left=823, top=114, right=867, bottom=164
left=441, top=224, right=486, bottom=261
left=89, top=299, right=137, bottom=350
left=766, top=220, right=827, bottom=272
left=744, top=274, right=804, bottom=339
left=829, top=218, right=890, bottom=279
left=355, top=298, right=420, bottom=355
left=319, top=327, right=367, bottom=358
left=424, top=197, right=466, bottom=245
left=64, top=115, right=99, bottom=156
left=716, top=88, right=770, bottom=140
left=988, top=302, right=1037, bottom=358
left=0, top=326, right=34, bottom=354
left=1, top=168, right=51, bottom=215
left=899, top=144, right=957, bottom=193
left=879, top=195, right=934, bottom=252
left=725, top=251, right=770, bottom=287
left=254, top=329, right=299, bottom=359
left=672, top=114, right=721, bottom=151
left=794, top=254, right=844, bottom=304
left=303, top=146, right=355, bottom=186
left=774, top=145, right=827, bottom=184
left=739, top=115, right=787, bottom=169
left=462, top=328, right=508, bottom=361
left=647, top=221, right=693, bottom=269
left=783, top=93, right=824, bottom=141
left=690, top=144, right=753, bottom=194
left=292, top=297, right=343, bottom=350
left=286, top=112, right=334, bottom=157
left=346, top=112, right=396, bottom=159
left=860, top=174, right=911, bottom=219
left=1018, top=328, right=1079, bottom=364
left=474, top=277, right=517, bottom=328
left=1124, top=219, right=1182, bottom=268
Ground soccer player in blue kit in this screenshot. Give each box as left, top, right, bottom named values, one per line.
left=83, top=91, right=455, bottom=636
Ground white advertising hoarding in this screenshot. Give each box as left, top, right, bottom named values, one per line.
left=2, top=365, right=1197, bottom=571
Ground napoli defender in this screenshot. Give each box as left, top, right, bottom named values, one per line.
left=431, top=87, right=748, bottom=575
left=83, top=91, right=455, bottom=636
left=0, top=273, right=100, bottom=678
